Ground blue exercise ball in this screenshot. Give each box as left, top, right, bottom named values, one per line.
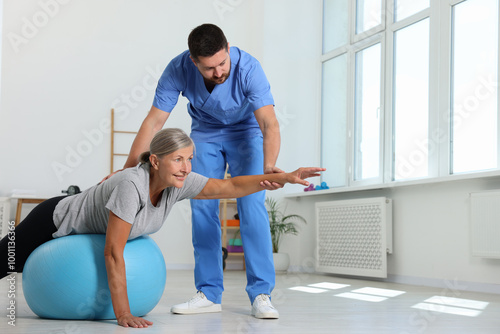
left=22, top=234, right=166, bottom=320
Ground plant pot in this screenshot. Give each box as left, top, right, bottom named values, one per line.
left=229, top=238, right=243, bottom=246
left=228, top=238, right=243, bottom=253
left=272, top=252, right=290, bottom=273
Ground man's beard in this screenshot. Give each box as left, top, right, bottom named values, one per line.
left=206, top=67, right=231, bottom=85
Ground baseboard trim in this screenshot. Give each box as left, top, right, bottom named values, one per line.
left=166, top=263, right=244, bottom=271
left=165, top=264, right=194, bottom=270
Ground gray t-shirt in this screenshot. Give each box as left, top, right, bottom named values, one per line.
left=52, top=163, right=208, bottom=240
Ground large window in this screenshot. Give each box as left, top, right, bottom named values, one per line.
left=321, top=0, right=500, bottom=188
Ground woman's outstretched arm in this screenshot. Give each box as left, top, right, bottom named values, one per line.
left=194, top=167, right=326, bottom=200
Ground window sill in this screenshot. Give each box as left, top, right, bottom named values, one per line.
left=285, top=169, right=500, bottom=198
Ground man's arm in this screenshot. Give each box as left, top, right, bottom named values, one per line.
left=254, top=104, right=281, bottom=173
left=254, top=104, right=283, bottom=189
left=123, top=106, right=170, bottom=169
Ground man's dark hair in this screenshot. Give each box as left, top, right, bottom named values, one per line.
left=188, top=24, right=228, bottom=62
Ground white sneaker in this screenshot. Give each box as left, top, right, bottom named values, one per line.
left=171, top=291, right=222, bottom=314
left=251, top=294, right=279, bottom=319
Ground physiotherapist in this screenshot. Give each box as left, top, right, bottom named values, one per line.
left=122, top=23, right=281, bottom=319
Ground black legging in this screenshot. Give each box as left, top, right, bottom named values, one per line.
left=1, top=196, right=66, bottom=279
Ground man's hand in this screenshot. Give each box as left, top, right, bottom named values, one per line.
left=100, top=169, right=123, bottom=184
left=260, top=166, right=285, bottom=190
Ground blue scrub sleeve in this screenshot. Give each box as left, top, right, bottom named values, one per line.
left=153, top=63, right=183, bottom=113
left=244, top=62, right=275, bottom=112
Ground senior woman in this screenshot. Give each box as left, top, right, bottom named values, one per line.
left=0, top=128, right=324, bottom=328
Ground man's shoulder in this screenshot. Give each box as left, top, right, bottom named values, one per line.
left=231, top=46, right=258, bottom=64
left=168, top=50, right=192, bottom=69
left=160, top=50, right=195, bottom=87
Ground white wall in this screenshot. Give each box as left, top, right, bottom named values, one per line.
left=0, top=0, right=272, bottom=195
left=261, top=0, right=323, bottom=176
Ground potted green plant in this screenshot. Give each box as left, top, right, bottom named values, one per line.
left=265, top=197, right=306, bottom=272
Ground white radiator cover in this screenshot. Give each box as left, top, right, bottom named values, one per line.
left=315, top=197, right=393, bottom=278
left=470, top=191, right=500, bottom=258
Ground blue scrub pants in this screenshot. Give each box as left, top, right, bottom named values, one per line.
left=190, top=136, right=275, bottom=304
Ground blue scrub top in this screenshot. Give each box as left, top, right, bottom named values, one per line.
left=153, top=47, right=274, bottom=142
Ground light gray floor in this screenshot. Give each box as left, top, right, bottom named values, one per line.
left=1, top=270, right=500, bottom=334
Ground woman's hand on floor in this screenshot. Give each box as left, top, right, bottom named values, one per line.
left=117, top=312, right=153, bottom=328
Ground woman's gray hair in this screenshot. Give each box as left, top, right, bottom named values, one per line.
left=139, top=128, right=194, bottom=164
